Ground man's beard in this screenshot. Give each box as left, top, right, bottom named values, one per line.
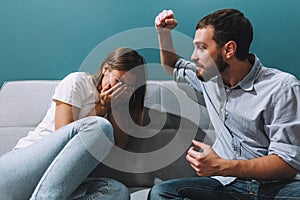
left=196, top=54, right=229, bottom=82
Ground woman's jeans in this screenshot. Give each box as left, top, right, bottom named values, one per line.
left=148, top=177, right=300, bottom=200
left=0, top=116, right=130, bottom=200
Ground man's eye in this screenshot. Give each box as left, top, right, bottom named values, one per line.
left=197, top=45, right=205, bottom=50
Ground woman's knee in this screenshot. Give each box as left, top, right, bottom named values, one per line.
left=80, top=116, right=114, bottom=143
left=70, top=178, right=129, bottom=200
left=81, top=178, right=130, bottom=200
left=106, top=178, right=130, bottom=199
left=77, top=116, right=115, bottom=161
left=92, top=116, right=114, bottom=142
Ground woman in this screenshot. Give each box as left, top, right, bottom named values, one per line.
left=0, top=47, right=147, bottom=199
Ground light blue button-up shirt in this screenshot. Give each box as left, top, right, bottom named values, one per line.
left=174, top=54, right=300, bottom=185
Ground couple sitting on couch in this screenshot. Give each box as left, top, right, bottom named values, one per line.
left=1, top=8, right=300, bottom=200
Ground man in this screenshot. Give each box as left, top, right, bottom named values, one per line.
left=148, top=9, right=300, bottom=199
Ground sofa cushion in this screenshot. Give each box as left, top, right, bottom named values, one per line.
left=144, top=81, right=210, bottom=130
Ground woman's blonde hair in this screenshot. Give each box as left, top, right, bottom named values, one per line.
left=92, top=47, right=146, bottom=126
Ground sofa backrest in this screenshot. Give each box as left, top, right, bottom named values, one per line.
left=0, top=80, right=212, bottom=155
left=0, top=80, right=60, bottom=155
left=0, top=79, right=214, bottom=188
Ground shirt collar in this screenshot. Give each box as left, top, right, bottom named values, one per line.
left=202, top=54, right=262, bottom=91
left=234, top=53, right=262, bottom=91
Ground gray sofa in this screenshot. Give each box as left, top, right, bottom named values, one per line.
left=0, top=80, right=214, bottom=199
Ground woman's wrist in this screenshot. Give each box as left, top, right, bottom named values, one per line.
left=94, top=103, right=109, bottom=117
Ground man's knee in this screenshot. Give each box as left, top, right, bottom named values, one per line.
left=148, top=181, right=170, bottom=199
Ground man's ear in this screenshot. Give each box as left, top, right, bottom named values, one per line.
left=224, top=41, right=237, bottom=59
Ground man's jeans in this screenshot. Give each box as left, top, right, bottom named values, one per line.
left=148, top=177, right=300, bottom=200
left=0, top=116, right=129, bottom=200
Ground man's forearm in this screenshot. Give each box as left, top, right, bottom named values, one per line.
left=158, top=31, right=179, bottom=75
left=220, top=154, right=297, bottom=180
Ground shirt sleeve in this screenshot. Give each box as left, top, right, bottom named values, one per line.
left=265, top=80, right=300, bottom=171
left=173, top=58, right=203, bottom=93
left=52, top=72, right=89, bottom=109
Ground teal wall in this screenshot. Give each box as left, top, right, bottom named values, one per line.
left=1, top=0, right=300, bottom=87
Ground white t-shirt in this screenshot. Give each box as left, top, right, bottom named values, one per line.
left=14, top=72, right=99, bottom=149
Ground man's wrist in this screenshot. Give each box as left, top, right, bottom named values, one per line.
left=157, top=27, right=172, bottom=35
left=218, top=159, right=238, bottom=177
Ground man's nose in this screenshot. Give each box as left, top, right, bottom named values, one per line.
left=191, top=48, right=198, bottom=61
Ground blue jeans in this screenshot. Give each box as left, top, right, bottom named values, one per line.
left=0, top=116, right=129, bottom=200
left=148, top=177, right=300, bottom=200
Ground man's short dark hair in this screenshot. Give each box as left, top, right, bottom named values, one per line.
left=196, top=9, right=253, bottom=61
